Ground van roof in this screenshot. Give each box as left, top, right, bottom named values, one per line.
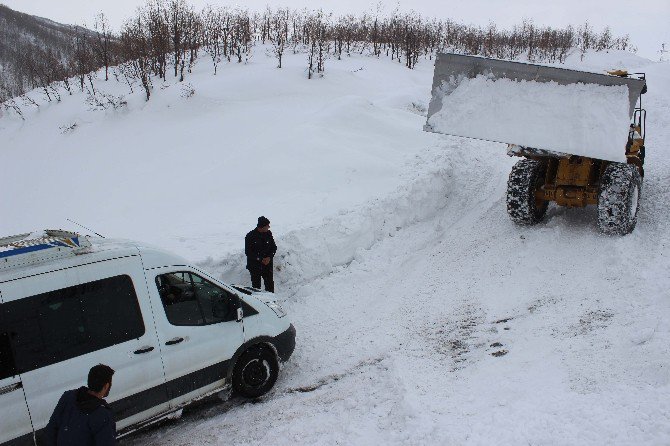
left=0, top=230, right=189, bottom=283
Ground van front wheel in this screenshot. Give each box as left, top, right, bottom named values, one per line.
left=232, top=345, right=279, bottom=398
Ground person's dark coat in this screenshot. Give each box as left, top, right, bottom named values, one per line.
left=43, top=387, right=116, bottom=446
left=245, top=229, right=277, bottom=271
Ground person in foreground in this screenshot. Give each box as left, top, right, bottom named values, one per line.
left=245, top=215, right=277, bottom=292
left=44, top=364, right=116, bottom=446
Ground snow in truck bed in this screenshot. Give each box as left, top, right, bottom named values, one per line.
left=427, top=74, right=632, bottom=162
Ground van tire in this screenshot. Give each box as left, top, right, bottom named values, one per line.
left=232, top=345, right=279, bottom=398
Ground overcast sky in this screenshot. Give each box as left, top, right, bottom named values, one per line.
left=2, top=0, right=668, bottom=59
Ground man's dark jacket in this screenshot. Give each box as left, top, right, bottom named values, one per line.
left=245, top=229, right=277, bottom=271
left=43, top=387, right=116, bottom=446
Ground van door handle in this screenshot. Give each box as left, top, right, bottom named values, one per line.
left=165, top=337, right=184, bottom=346
left=134, top=346, right=154, bottom=354
left=0, top=382, right=22, bottom=396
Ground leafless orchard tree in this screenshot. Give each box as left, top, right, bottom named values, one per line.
left=201, top=6, right=223, bottom=74
left=268, top=8, right=289, bottom=68
left=72, top=26, right=97, bottom=93
left=93, top=13, right=114, bottom=81
left=167, top=0, right=186, bottom=78
left=182, top=7, right=201, bottom=76
left=305, top=13, right=317, bottom=78
left=120, top=17, right=153, bottom=100
left=229, top=9, right=252, bottom=64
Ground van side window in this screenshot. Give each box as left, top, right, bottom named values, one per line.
left=0, top=331, right=17, bottom=380
left=2, top=275, right=145, bottom=374
left=156, top=272, right=238, bottom=326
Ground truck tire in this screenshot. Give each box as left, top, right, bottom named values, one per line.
left=232, top=344, right=279, bottom=398
left=597, top=163, right=642, bottom=235
left=506, top=159, right=548, bottom=225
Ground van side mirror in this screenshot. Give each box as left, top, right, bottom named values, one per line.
left=236, top=307, right=243, bottom=322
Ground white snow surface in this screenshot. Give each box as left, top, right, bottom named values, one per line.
left=428, top=74, right=631, bottom=162
left=2, top=48, right=670, bottom=445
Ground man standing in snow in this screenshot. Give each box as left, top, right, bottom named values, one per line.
left=43, top=364, right=116, bottom=446
left=245, top=216, right=277, bottom=292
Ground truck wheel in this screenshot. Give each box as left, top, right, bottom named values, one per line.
left=597, top=163, right=642, bottom=235
left=232, top=345, right=279, bottom=398
left=506, top=159, right=548, bottom=225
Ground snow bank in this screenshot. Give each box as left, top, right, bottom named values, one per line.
left=427, top=74, right=631, bottom=162
left=203, top=148, right=455, bottom=291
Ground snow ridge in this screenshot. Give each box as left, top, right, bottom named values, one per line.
left=202, top=145, right=455, bottom=293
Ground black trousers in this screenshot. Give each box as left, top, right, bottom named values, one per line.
left=249, top=263, right=274, bottom=292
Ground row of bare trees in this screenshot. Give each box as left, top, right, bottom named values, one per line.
left=2, top=1, right=633, bottom=108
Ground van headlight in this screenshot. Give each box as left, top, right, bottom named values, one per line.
left=265, top=301, right=286, bottom=318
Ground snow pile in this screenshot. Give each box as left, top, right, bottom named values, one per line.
left=561, top=49, right=652, bottom=73
left=204, top=148, right=456, bottom=289
left=427, top=74, right=632, bottom=162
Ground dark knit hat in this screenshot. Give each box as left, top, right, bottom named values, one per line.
left=257, top=216, right=270, bottom=228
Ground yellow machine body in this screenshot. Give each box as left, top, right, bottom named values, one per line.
left=531, top=124, right=645, bottom=208
left=537, top=157, right=602, bottom=207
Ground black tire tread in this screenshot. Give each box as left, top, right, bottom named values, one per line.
left=597, top=163, right=642, bottom=235
left=231, top=344, right=279, bottom=398
left=506, top=159, right=548, bottom=225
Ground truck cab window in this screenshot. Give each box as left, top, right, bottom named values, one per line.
left=156, top=272, right=238, bottom=326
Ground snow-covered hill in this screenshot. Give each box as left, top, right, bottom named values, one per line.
left=2, top=48, right=669, bottom=445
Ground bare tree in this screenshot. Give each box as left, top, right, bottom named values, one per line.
left=202, top=6, right=223, bottom=74
left=143, top=0, right=169, bottom=80
left=72, top=26, right=96, bottom=92
left=93, top=13, right=114, bottom=81
left=578, top=21, right=593, bottom=60
left=168, top=0, right=183, bottom=77
left=181, top=6, right=201, bottom=79
left=120, top=17, right=153, bottom=100
left=230, top=9, right=252, bottom=64
left=315, top=12, right=330, bottom=75
left=268, top=8, right=289, bottom=68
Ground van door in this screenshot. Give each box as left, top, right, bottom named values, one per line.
left=0, top=308, right=34, bottom=446
left=147, top=268, right=244, bottom=408
left=1, top=256, right=170, bottom=439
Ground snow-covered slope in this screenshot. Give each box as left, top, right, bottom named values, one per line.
left=0, top=49, right=435, bottom=262
left=2, top=48, right=669, bottom=445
